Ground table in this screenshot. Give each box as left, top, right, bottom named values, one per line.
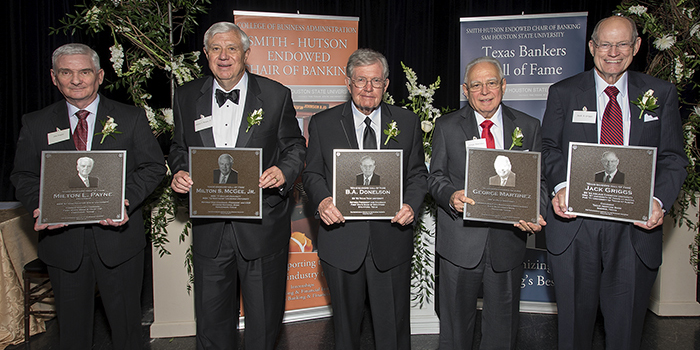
left=0, top=205, right=50, bottom=349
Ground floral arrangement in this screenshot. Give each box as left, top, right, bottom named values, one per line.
left=384, top=62, right=451, bottom=306
left=619, top=0, right=700, bottom=272
left=51, top=0, right=210, bottom=267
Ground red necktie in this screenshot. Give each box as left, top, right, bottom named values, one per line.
left=74, top=110, right=89, bottom=151
left=480, top=119, right=495, bottom=149
left=601, top=86, right=623, bottom=145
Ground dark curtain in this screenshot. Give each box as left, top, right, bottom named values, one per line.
left=1, top=0, right=621, bottom=201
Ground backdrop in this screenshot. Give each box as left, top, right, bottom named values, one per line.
left=1, top=0, right=631, bottom=201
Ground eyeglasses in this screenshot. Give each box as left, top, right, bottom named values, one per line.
left=350, top=77, right=386, bottom=89
left=466, top=79, right=502, bottom=91
left=593, top=41, right=634, bottom=52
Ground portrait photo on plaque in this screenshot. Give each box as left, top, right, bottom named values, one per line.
left=463, top=147, right=541, bottom=225
left=189, top=147, right=262, bottom=219
left=333, top=149, right=403, bottom=220
left=565, top=142, right=656, bottom=223
left=39, top=150, right=126, bottom=225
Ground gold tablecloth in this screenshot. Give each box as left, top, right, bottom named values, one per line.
left=0, top=207, right=49, bottom=349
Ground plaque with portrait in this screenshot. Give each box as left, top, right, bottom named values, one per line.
left=565, top=142, right=656, bottom=223
left=189, top=147, right=262, bottom=219
left=39, top=150, right=126, bottom=225
left=333, top=149, right=403, bottom=220
left=463, top=147, right=541, bottom=224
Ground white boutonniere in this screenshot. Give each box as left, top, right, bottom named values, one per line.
left=631, top=89, right=659, bottom=119
left=96, top=117, right=121, bottom=144
left=383, top=120, right=400, bottom=145
left=509, top=127, right=523, bottom=150
left=246, top=108, right=264, bottom=132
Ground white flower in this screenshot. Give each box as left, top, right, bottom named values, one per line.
left=694, top=105, right=700, bottom=117
left=691, top=23, right=700, bottom=39
left=161, top=108, right=174, bottom=126
left=84, top=6, right=101, bottom=26
left=109, top=44, right=124, bottom=76
left=628, top=5, right=647, bottom=15
left=421, top=120, right=433, bottom=133
left=144, top=105, right=158, bottom=129
left=112, top=0, right=121, bottom=6
left=654, top=35, right=676, bottom=51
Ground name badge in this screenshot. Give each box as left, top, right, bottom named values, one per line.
left=465, top=138, right=487, bottom=149
left=47, top=128, right=70, bottom=145
left=194, top=115, right=213, bottom=132
left=572, top=109, right=597, bottom=124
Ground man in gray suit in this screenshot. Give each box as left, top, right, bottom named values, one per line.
left=542, top=15, right=687, bottom=350
left=169, top=22, right=306, bottom=349
left=429, top=56, right=546, bottom=349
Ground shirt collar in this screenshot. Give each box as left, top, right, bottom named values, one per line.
left=67, top=95, right=100, bottom=119
left=594, top=70, right=628, bottom=99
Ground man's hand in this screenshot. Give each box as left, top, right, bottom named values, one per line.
left=634, top=200, right=664, bottom=230
left=318, top=196, right=344, bottom=225
left=552, top=188, right=576, bottom=219
left=33, top=209, right=67, bottom=231
left=260, top=166, right=286, bottom=189
left=100, top=199, right=130, bottom=227
left=515, top=215, right=547, bottom=234
left=391, top=204, right=415, bottom=226
left=450, top=190, right=475, bottom=213
left=171, top=170, right=193, bottom=194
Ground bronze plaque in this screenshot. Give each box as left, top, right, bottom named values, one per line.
left=333, top=150, right=403, bottom=220
left=39, top=151, right=126, bottom=225
left=566, top=142, right=656, bottom=223
left=189, top=147, right=262, bottom=219
left=464, top=147, right=541, bottom=224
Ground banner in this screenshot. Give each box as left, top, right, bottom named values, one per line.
left=461, top=13, right=588, bottom=308
left=234, top=11, right=359, bottom=315
left=460, top=12, right=588, bottom=120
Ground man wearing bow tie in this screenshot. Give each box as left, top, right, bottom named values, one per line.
left=168, top=22, right=306, bottom=349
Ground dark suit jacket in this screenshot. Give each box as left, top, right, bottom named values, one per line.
left=429, top=104, right=546, bottom=271
left=69, top=175, right=99, bottom=188
left=11, top=95, right=166, bottom=270
left=356, top=173, right=380, bottom=186
left=488, top=172, right=516, bottom=187
left=169, top=74, right=306, bottom=260
left=542, top=70, right=688, bottom=268
left=594, top=170, right=624, bottom=184
left=302, top=102, right=428, bottom=272
left=213, top=169, right=238, bottom=184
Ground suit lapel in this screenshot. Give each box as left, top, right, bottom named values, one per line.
left=236, top=74, right=263, bottom=147
left=379, top=103, right=391, bottom=149
left=501, top=105, right=516, bottom=150
left=196, top=77, right=215, bottom=147
left=576, top=71, right=599, bottom=143
left=340, top=102, right=359, bottom=149
left=51, top=102, right=75, bottom=150
left=92, top=96, right=115, bottom=150
left=627, top=71, right=646, bottom=146
left=460, top=106, right=480, bottom=142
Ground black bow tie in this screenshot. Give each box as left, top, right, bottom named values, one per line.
left=215, top=89, right=240, bottom=107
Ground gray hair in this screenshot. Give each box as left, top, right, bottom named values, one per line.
left=204, top=22, right=250, bottom=52
left=591, top=15, right=638, bottom=43
left=360, top=155, right=376, bottom=165
left=52, top=43, right=101, bottom=71
left=77, top=156, right=95, bottom=167
left=494, top=155, right=511, bottom=168
left=463, top=56, right=504, bottom=84
left=346, top=49, right=389, bottom=79
left=218, top=153, right=234, bottom=164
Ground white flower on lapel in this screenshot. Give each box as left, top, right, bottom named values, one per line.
left=509, top=127, right=523, bottom=150
left=246, top=108, right=264, bottom=132
left=383, top=120, right=400, bottom=145
left=96, top=117, right=121, bottom=144
left=631, top=89, right=659, bottom=119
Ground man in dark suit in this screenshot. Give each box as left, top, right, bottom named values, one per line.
left=428, top=56, right=547, bottom=349
left=302, top=49, right=428, bottom=350
left=355, top=155, right=380, bottom=185
left=68, top=156, right=100, bottom=188
left=593, top=151, right=625, bottom=184
left=168, top=22, right=306, bottom=350
left=542, top=15, right=687, bottom=350
left=213, top=153, right=238, bottom=184
left=488, top=155, right=516, bottom=187
left=11, top=43, right=166, bottom=350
